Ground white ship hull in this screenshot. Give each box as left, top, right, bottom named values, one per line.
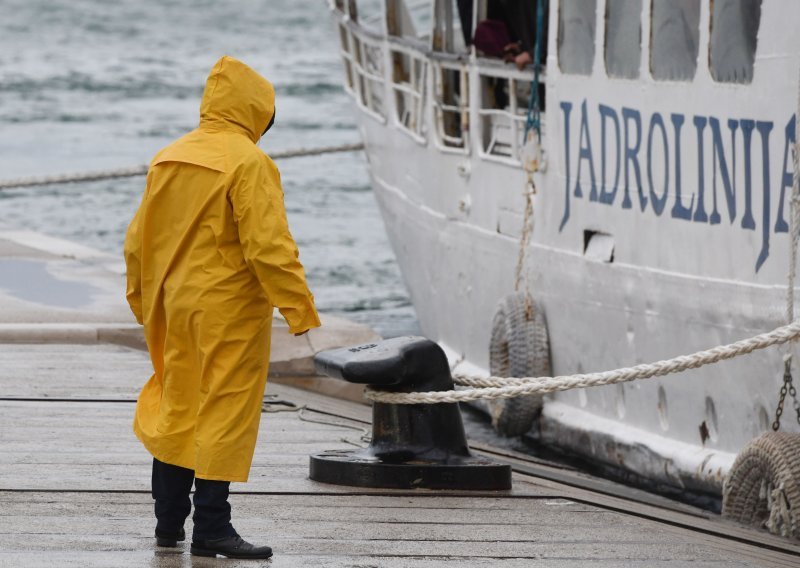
left=332, top=0, right=800, bottom=494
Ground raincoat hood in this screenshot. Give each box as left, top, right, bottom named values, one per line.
left=200, top=56, right=275, bottom=143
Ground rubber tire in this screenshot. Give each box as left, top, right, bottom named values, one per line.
left=722, top=431, right=800, bottom=539
left=488, top=293, right=551, bottom=437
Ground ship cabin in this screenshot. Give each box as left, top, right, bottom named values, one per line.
left=330, top=0, right=765, bottom=169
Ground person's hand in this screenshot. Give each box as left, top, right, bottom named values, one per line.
left=515, top=51, right=532, bottom=70
left=294, top=330, right=308, bottom=337
left=502, top=42, right=521, bottom=63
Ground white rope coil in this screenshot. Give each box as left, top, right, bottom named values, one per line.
left=0, top=143, right=364, bottom=190
left=365, top=320, right=800, bottom=404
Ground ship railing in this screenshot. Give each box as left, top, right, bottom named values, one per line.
left=331, top=1, right=547, bottom=166
left=337, top=15, right=388, bottom=124
left=474, top=58, right=541, bottom=167
left=335, top=18, right=357, bottom=96
left=430, top=52, right=470, bottom=154
left=387, top=38, right=429, bottom=144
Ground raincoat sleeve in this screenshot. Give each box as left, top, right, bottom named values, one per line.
left=231, top=157, right=321, bottom=335
left=123, top=201, right=144, bottom=325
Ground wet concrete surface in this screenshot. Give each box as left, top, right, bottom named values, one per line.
left=2, top=344, right=798, bottom=567
left=0, top=231, right=134, bottom=324
left=0, top=492, right=766, bottom=568
left=0, top=259, right=98, bottom=308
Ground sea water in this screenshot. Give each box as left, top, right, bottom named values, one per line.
left=0, top=0, right=418, bottom=337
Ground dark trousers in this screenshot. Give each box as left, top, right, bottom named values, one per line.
left=151, top=458, right=237, bottom=541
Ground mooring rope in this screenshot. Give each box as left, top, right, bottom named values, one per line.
left=365, top=320, right=800, bottom=404
left=0, top=142, right=364, bottom=190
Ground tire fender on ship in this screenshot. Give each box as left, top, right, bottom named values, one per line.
left=488, top=292, right=551, bottom=437
left=722, top=431, right=800, bottom=540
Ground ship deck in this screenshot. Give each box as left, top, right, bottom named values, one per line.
left=1, top=343, right=799, bottom=567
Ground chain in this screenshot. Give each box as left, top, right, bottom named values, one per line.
left=772, top=359, right=790, bottom=430
left=792, top=381, right=800, bottom=426
left=772, top=357, right=800, bottom=430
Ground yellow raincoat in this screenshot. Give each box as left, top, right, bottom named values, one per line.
left=124, top=56, right=320, bottom=482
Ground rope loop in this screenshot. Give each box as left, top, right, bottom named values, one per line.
left=365, top=320, right=800, bottom=405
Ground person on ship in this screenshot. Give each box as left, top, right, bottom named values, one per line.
left=467, top=0, right=548, bottom=70
left=124, top=55, right=320, bottom=560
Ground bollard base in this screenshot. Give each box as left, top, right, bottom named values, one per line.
left=310, top=449, right=512, bottom=490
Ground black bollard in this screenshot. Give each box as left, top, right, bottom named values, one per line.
left=309, top=337, right=512, bottom=490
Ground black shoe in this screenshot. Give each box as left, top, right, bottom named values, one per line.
left=155, top=527, right=186, bottom=548
left=191, top=534, right=273, bottom=559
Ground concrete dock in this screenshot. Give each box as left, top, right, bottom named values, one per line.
left=1, top=232, right=800, bottom=566
left=2, top=341, right=800, bottom=567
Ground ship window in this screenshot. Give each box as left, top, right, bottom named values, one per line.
left=433, top=63, right=468, bottom=150
left=558, top=0, right=597, bottom=75
left=710, top=0, right=761, bottom=84
left=478, top=72, right=529, bottom=162
left=391, top=49, right=428, bottom=141
left=605, top=0, right=642, bottom=79
left=650, top=0, right=701, bottom=81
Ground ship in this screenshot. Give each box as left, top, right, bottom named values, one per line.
left=328, top=0, right=800, bottom=527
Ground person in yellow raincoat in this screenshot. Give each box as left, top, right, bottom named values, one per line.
left=124, top=56, right=320, bottom=560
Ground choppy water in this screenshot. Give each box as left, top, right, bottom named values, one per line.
left=0, top=0, right=418, bottom=337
